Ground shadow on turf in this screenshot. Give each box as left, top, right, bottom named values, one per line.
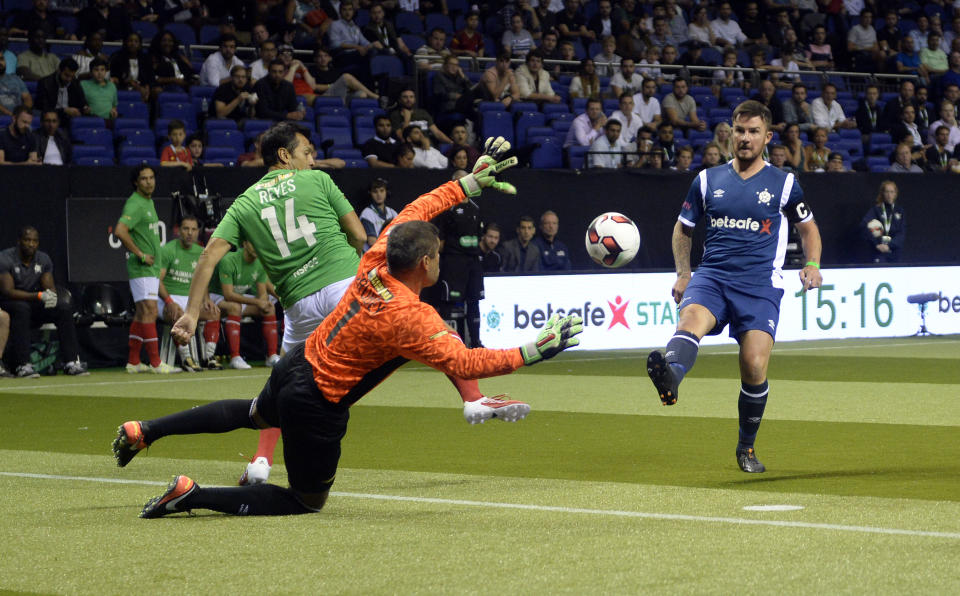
left=719, top=466, right=960, bottom=487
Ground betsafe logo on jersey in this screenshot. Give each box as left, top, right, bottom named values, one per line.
left=708, top=215, right=772, bottom=235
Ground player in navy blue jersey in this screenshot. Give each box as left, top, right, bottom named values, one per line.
left=646, top=100, right=823, bottom=473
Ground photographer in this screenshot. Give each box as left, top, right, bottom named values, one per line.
left=861, top=180, right=905, bottom=263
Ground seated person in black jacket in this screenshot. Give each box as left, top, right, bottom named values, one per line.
left=35, top=57, right=88, bottom=125
left=252, top=59, right=304, bottom=122
left=37, top=110, right=71, bottom=165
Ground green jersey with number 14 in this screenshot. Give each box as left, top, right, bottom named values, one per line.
left=211, top=169, right=360, bottom=308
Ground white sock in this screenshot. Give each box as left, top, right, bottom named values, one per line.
left=205, top=342, right=217, bottom=360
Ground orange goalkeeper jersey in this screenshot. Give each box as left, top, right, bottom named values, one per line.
left=304, top=181, right=525, bottom=405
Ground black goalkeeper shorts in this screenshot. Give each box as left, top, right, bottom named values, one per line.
left=252, top=343, right=350, bottom=494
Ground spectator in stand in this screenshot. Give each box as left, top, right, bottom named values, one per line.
left=881, top=79, right=917, bottom=133
left=238, top=132, right=264, bottom=167
left=249, top=40, right=277, bottom=83
left=128, top=0, right=160, bottom=23
left=36, top=58, right=89, bottom=125
left=253, top=59, right=302, bottom=122
left=861, top=180, right=905, bottom=263
left=751, top=79, right=785, bottom=132
left=700, top=142, right=723, bottom=170
left=926, top=125, right=952, bottom=172
left=433, top=54, right=475, bottom=114
left=941, top=52, right=960, bottom=93
left=643, top=143, right=664, bottom=169
left=609, top=93, right=642, bottom=145
left=78, top=0, right=130, bottom=42
left=80, top=57, right=117, bottom=121
left=782, top=82, right=814, bottom=134
left=211, top=65, right=256, bottom=122
left=534, top=210, right=571, bottom=271
left=363, top=3, right=412, bottom=62
left=557, top=39, right=577, bottom=64
left=394, top=142, right=415, bottom=168
left=687, top=6, right=717, bottom=48
left=569, top=58, right=600, bottom=99
left=855, top=84, right=883, bottom=139
left=556, top=0, right=594, bottom=47
left=672, top=145, right=694, bottom=172
left=359, top=177, right=398, bottom=252
left=0, top=28, right=16, bottom=75
left=72, top=32, right=109, bottom=79
left=0, top=226, right=87, bottom=378
left=659, top=44, right=679, bottom=82
left=389, top=87, right=452, bottom=144
left=403, top=125, right=448, bottom=169
left=713, top=50, right=744, bottom=93
left=533, top=0, right=558, bottom=36
left=416, top=27, right=450, bottom=71
left=17, top=30, right=60, bottom=82
left=927, top=100, right=960, bottom=151
left=823, top=152, right=844, bottom=172
left=711, top=2, right=746, bottom=48
left=895, top=36, right=923, bottom=78
left=110, top=32, right=153, bottom=103
left=479, top=222, right=502, bottom=273
left=150, top=30, right=197, bottom=94
left=846, top=10, right=878, bottom=72
left=945, top=15, right=960, bottom=51
left=803, top=126, right=831, bottom=172
left=0, top=55, right=32, bottom=116
left=500, top=216, right=540, bottom=272
left=781, top=122, right=804, bottom=171
left=656, top=120, right=677, bottom=167
left=589, top=0, right=623, bottom=41
left=592, top=35, right=620, bottom=78
left=920, top=33, right=948, bottom=82
left=888, top=142, right=923, bottom=173
left=0, top=107, right=39, bottom=165
left=362, top=115, right=399, bottom=167
left=765, top=9, right=793, bottom=50
left=290, top=2, right=331, bottom=45
left=709, top=121, right=735, bottom=162
left=910, top=15, right=931, bottom=52
left=806, top=25, right=834, bottom=70
left=327, top=1, right=372, bottom=83
left=811, top=83, right=857, bottom=132
left=739, top=1, right=768, bottom=50
left=649, top=16, right=677, bottom=49
left=188, top=134, right=222, bottom=168
left=480, top=50, right=517, bottom=108
left=662, top=78, right=706, bottom=133
left=747, top=48, right=783, bottom=88
left=589, top=118, right=626, bottom=168
left=515, top=49, right=561, bottom=106
left=630, top=77, right=659, bottom=128
left=890, top=104, right=926, bottom=164
left=307, top=46, right=379, bottom=101
left=564, top=97, right=606, bottom=148
left=610, top=56, right=643, bottom=98
left=637, top=45, right=662, bottom=83
left=540, top=30, right=561, bottom=62
left=772, top=31, right=812, bottom=85
left=38, top=110, right=70, bottom=165
left=679, top=40, right=712, bottom=69
left=503, top=13, right=535, bottom=58
left=447, top=123, right=480, bottom=165
left=10, top=0, right=65, bottom=39
left=877, top=11, right=903, bottom=65
left=199, top=34, right=243, bottom=88
left=448, top=146, right=470, bottom=171
left=451, top=11, right=484, bottom=57
left=917, top=85, right=932, bottom=130
left=160, top=119, right=193, bottom=171
left=768, top=143, right=796, bottom=173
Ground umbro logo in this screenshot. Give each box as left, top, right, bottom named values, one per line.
left=713, top=189, right=725, bottom=198
left=768, top=319, right=776, bottom=330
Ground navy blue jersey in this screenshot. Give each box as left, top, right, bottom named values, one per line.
left=679, top=162, right=813, bottom=287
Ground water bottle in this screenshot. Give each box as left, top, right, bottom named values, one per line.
left=201, top=96, right=209, bottom=115
left=298, top=102, right=305, bottom=117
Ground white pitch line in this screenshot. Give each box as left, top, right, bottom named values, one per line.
left=0, top=373, right=266, bottom=393
left=3, top=471, right=959, bottom=540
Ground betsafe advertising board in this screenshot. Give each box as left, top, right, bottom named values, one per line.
left=479, top=267, right=960, bottom=349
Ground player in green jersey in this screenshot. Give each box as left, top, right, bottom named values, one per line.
left=172, top=124, right=528, bottom=486
left=208, top=242, right=279, bottom=370
left=114, top=165, right=180, bottom=374
left=157, top=215, right=222, bottom=372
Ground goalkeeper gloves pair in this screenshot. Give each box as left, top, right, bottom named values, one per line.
left=458, top=136, right=519, bottom=198
left=520, top=314, right=584, bottom=365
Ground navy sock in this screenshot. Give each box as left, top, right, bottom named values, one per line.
left=183, top=483, right=315, bottom=516
left=142, top=399, right=257, bottom=444
left=737, top=381, right=769, bottom=450
left=665, top=330, right=700, bottom=382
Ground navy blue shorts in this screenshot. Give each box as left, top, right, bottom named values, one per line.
left=679, top=272, right=784, bottom=341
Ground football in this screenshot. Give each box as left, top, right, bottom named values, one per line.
left=585, top=212, right=641, bottom=268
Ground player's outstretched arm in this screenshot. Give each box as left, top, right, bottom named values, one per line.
left=671, top=221, right=694, bottom=304
left=457, top=136, right=519, bottom=198
left=172, top=237, right=231, bottom=344
left=796, top=219, right=823, bottom=291
left=520, top=314, right=584, bottom=365
left=339, top=210, right=366, bottom=254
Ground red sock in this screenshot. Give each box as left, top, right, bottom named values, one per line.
left=141, top=322, right=161, bottom=367
left=226, top=315, right=241, bottom=358
left=127, top=321, right=143, bottom=365
left=254, top=427, right=282, bottom=465
left=446, top=375, right=483, bottom=402
left=203, top=320, right=220, bottom=344
left=262, top=314, right=278, bottom=356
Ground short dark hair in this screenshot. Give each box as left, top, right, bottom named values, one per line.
left=386, top=221, right=439, bottom=273
left=220, top=33, right=238, bottom=46
left=402, top=124, right=419, bottom=140
left=179, top=215, right=199, bottom=227
left=605, top=118, right=621, bottom=131
left=496, top=48, right=512, bottom=62
left=18, top=225, right=38, bottom=240
left=59, top=57, right=79, bottom=72
left=167, top=119, right=186, bottom=134
left=12, top=105, right=31, bottom=118
left=374, top=114, right=391, bottom=126
left=732, top=99, right=773, bottom=129
left=89, top=57, right=108, bottom=70
left=484, top=222, right=501, bottom=234
left=517, top=215, right=535, bottom=227
left=792, top=82, right=806, bottom=91
left=269, top=58, right=285, bottom=69
left=586, top=97, right=603, bottom=109
left=261, top=122, right=310, bottom=167
left=130, top=164, right=154, bottom=188
left=230, top=64, right=247, bottom=76
left=526, top=49, right=545, bottom=63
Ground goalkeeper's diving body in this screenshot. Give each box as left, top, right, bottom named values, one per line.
left=113, top=138, right=585, bottom=518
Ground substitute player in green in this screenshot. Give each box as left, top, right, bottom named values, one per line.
left=172, top=124, right=531, bottom=486
left=157, top=215, right=222, bottom=372
left=207, top=242, right=279, bottom=370
left=114, top=165, right=180, bottom=374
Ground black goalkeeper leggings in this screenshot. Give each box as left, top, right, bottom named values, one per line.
left=141, top=399, right=258, bottom=444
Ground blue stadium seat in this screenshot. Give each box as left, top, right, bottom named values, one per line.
left=157, top=91, right=189, bottom=104
left=530, top=136, right=562, bottom=168
left=207, top=129, right=245, bottom=153
left=318, top=114, right=351, bottom=129
left=838, top=128, right=861, bottom=140
left=120, top=146, right=156, bottom=160
left=571, top=97, right=587, bottom=113
left=350, top=98, right=380, bottom=111
left=602, top=98, right=619, bottom=114
left=132, top=21, right=158, bottom=41
left=551, top=120, right=572, bottom=137
left=400, top=34, right=425, bottom=52
left=838, top=138, right=862, bottom=156
left=117, top=129, right=155, bottom=148
left=866, top=156, right=889, bottom=169
left=331, top=148, right=363, bottom=160
left=350, top=107, right=385, bottom=122
left=74, top=156, right=113, bottom=166
left=396, top=12, right=424, bottom=34
left=354, top=124, right=375, bottom=145
left=314, top=105, right=350, bottom=119
left=526, top=126, right=554, bottom=141
left=567, top=145, right=588, bottom=169
left=117, top=102, right=149, bottom=121
left=158, top=102, right=196, bottom=128
left=120, top=155, right=161, bottom=166
left=477, top=101, right=506, bottom=113
left=118, top=90, right=145, bottom=104
left=203, top=147, right=239, bottom=163
left=72, top=127, right=112, bottom=147
left=509, top=101, right=538, bottom=114
left=199, top=25, right=220, bottom=45
left=542, top=104, right=570, bottom=117
left=164, top=23, right=196, bottom=46
left=425, top=13, right=454, bottom=34
left=243, top=119, right=273, bottom=140
left=70, top=117, right=105, bottom=133
left=869, top=164, right=890, bottom=173
left=480, top=111, right=514, bottom=144
left=72, top=145, right=113, bottom=160
left=319, top=127, right=353, bottom=148
left=371, top=55, right=404, bottom=78
left=314, top=96, right=345, bottom=109
left=342, top=158, right=370, bottom=168
left=205, top=119, right=238, bottom=131
left=515, top=111, right=546, bottom=146
left=686, top=130, right=712, bottom=148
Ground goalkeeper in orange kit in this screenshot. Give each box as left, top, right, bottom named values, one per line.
left=113, top=138, right=584, bottom=518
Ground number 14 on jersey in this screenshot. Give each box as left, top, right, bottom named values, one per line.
left=261, top=198, right=317, bottom=257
